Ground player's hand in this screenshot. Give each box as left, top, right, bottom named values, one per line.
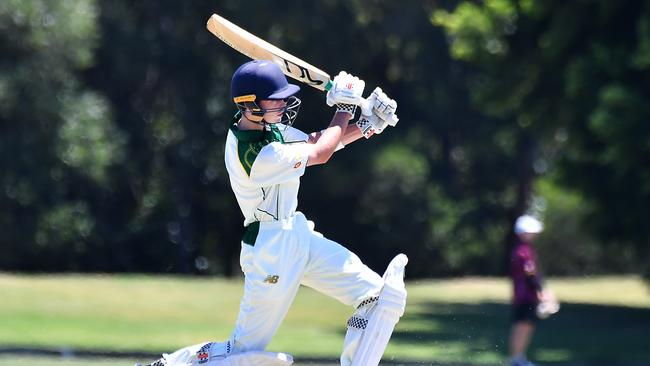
left=536, top=289, right=560, bottom=319
left=538, top=289, right=556, bottom=303
left=368, top=87, right=398, bottom=124
left=356, top=87, right=399, bottom=139
left=326, top=71, right=365, bottom=115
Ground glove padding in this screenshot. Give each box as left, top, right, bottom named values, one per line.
left=356, top=87, right=399, bottom=138
left=326, top=71, right=366, bottom=116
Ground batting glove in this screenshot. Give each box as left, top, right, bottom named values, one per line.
left=326, top=71, right=366, bottom=116
left=356, top=87, right=399, bottom=138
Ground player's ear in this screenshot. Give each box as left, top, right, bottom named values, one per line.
left=243, top=102, right=264, bottom=122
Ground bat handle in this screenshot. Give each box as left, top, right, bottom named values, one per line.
left=326, top=79, right=398, bottom=125
left=360, top=98, right=373, bottom=116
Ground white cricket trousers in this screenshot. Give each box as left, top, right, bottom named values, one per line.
left=231, top=212, right=383, bottom=353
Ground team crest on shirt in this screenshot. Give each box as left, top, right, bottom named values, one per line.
left=264, top=275, right=280, bottom=284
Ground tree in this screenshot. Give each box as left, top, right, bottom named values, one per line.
left=434, top=0, right=650, bottom=277
left=0, top=0, right=126, bottom=271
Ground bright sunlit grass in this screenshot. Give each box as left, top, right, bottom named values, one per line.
left=0, top=274, right=648, bottom=364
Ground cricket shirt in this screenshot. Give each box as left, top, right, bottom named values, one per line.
left=224, top=116, right=310, bottom=244
left=510, top=240, right=543, bottom=305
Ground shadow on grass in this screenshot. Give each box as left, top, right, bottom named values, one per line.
left=390, top=301, right=650, bottom=365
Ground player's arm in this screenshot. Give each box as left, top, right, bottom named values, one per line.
left=305, top=112, right=352, bottom=166
left=521, top=254, right=543, bottom=293
left=307, top=122, right=364, bottom=146
left=308, top=87, right=399, bottom=148
left=305, top=72, right=364, bottom=166
left=341, top=124, right=366, bottom=145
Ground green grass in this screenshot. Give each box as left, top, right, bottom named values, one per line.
left=1, top=274, right=649, bottom=365
left=0, top=357, right=137, bottom=366
left=0, top=357, right=334, bottom=366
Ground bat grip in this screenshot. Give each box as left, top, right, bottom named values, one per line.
left=326, top=79, right=398, bottom=125
left=324, top=79, right=334, bottom=91
left=360, top=98, right=372, bottom=116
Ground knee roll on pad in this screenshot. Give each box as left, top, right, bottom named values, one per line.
left=340, top=254, right=408, bottom=366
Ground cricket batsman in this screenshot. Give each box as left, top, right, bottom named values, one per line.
left=140, top=60, right=407, bottom=366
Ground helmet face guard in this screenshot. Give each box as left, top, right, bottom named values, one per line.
left=235, top=95, right=301, bottom=128
left=231, top=60, right=301, bottom=128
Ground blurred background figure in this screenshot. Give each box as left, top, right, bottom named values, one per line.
left=509, top=215, right=559, bottom=366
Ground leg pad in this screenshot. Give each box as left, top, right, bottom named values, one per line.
left=340, top=254, right=408, bottom=366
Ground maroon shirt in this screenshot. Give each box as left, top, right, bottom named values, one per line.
left=510, top=240, right=542, bottom=305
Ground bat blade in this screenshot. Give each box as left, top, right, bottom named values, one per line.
left=207, top=14, right=332, bottom=91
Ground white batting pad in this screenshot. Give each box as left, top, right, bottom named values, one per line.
left=341, top=254, right=408, bottom=366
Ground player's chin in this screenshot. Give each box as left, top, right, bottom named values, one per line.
left=266, top=115, right=283, bottom=123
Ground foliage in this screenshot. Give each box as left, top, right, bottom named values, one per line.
left=0, top=0, right=647, bottom=278
left=0, top=0, right=122, bottom=271
left=434, top=0, right=650, bottom=279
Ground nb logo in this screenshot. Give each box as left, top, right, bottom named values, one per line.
left=263, top=275, right=279, bottom=284
left=346, top=83, right=353, bottom=89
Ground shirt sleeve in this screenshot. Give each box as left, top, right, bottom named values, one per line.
left=281, top=126, right=309, bottom=143
left=249, top=141, right=309, bottom=187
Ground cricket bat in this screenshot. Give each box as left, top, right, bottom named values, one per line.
left=207, top=13, right=333, bottom=92
left=206, top=13, right=398, bottom=125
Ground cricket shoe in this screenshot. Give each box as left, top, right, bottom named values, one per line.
left=135, top=350, right=293, bottom=366
left=511, top=356, right=535, bottom=366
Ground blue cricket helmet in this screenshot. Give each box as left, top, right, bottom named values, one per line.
left=231, top=60, right=300, bottom=103
left=231, top=60, right=302, bottom=126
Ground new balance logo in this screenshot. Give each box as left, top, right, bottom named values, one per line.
left=263, top=275, right=279, bottom=284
